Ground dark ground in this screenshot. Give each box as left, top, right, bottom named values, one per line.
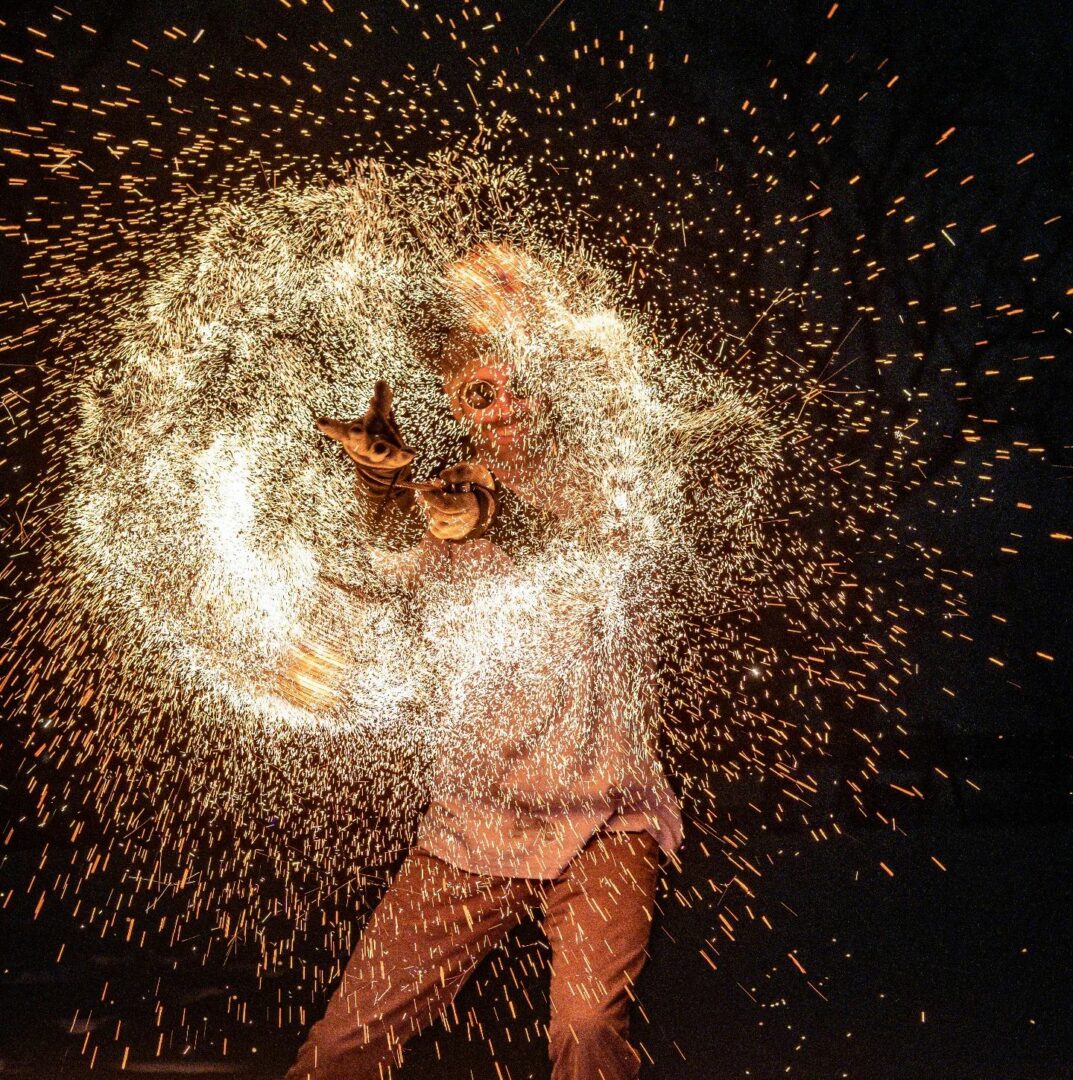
left=3, top=815, right=1072, bottom=1078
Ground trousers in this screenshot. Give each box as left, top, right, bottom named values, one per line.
left=284, top=829, right=660, bottom=1080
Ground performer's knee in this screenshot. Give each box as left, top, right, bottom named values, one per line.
left=548, top=1001, right=619, bottom=1057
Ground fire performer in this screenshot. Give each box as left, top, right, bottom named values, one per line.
left=283, top=244, right=682, bottom=1080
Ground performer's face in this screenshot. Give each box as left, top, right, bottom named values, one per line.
left=439, top=336, right=546, bottom=465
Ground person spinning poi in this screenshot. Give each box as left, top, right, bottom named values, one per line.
left=281, top=242, right=683, bottom=1080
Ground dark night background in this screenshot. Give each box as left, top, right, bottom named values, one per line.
left=1, top=0, right=1071, bottom=1077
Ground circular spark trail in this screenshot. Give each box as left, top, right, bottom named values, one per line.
left=57, top=154, right=801, bottom=838
left=10, top=152, right=870, bottom=1033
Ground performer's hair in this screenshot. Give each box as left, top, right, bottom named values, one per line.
left=412, top=297, right=484, bottom=381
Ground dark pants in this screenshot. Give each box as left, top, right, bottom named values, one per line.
left=284, top=829, right=660, bottom=1079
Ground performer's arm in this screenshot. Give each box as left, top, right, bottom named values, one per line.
left=318, top=382, right=500, bottom=547
left=315, top=380, right=424, bottom=547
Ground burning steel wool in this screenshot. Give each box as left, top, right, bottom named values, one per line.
left=63, top=156, right=788, bottom=818
left=5, top=149, right=908, bottom=1021
left=1, top=138, right=960, bottom=1070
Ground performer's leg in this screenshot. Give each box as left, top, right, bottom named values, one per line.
left=542, top=830, right=660, bottom=1080
left=284, top=850, right=534, bottom=1080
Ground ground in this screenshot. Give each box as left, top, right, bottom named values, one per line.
left=2, top=817, right=1070, bottom=1079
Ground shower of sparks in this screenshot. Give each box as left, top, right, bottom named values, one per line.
left=57, top=159, right=797, bottom=804
left=0, top=0, right=1068, bottom=1074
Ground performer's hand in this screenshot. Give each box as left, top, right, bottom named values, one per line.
left=315, top=380, right=415, bottom=475
left=421, top=462, right=496, bottom=541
